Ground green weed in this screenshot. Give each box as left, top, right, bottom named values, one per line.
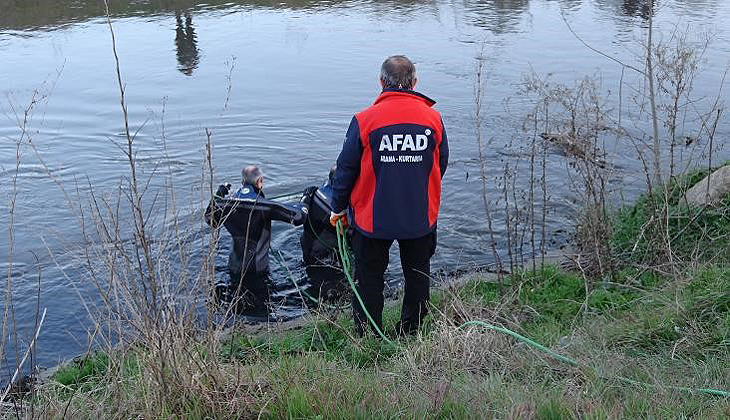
left=53, top=352, right=110, bottom=387
left=612, top=166, right=730, bottom=266
left=29, top=263, right=730, bottom=419
left=536, top=397, right=575, bottom=420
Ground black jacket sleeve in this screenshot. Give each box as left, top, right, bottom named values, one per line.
left=205, top=199, right=224, bottom=228
left=439, top=118, right=449, bottom=178
left=205, top=183, right=232, bottom=228
left=331, top=116, right=363, bottom=213
left=268, top=202, right=307, bottom=226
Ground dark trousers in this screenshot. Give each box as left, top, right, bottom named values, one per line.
left=350, top=230, right=436, bottom=335
left=228, top=271, right=270, bottom=316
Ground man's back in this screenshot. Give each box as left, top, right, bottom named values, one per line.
left=333, top=89, right=448, bottom=240
left=329, top=55, right=449, bottom=335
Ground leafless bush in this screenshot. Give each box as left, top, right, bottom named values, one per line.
left=620, top=24, right=726, bottom=273
left=473, top=63, right=613, bottom=285
left=1, top=85, right=55, bottom=411
left=473, top=46, right=504, bottom=282
left=521, top=74, right=616, bottom=281
left=473, top=48, right=554, bottom=279
left=3, top=3, right=243, bottom=416
left=471, top=15, right=729, bottom=284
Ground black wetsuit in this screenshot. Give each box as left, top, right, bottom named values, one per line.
left=205, top=183, right=305, bottom=315
left=300, top=182, right=347, bottom=302
left=301, top=185, right=338, bottom=266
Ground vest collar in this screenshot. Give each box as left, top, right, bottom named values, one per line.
left=242, top=182, right=264, bottom=197
left=373, top=89, right=436, bottom=107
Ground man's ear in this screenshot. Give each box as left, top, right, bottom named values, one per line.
left=379, top=78, right=386, bottom=89
left=412, top=77, right=418, bottom=89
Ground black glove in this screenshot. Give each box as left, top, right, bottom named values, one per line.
left=290, top=203, right=308, bottom=226
left=301, top=186, right=318, bottom=203
left=215, top=183, right=231, bottom=199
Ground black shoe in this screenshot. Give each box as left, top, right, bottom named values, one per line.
left=394, top=320, right=419, bottom=336
left=354, top=319, right=366, bottom=337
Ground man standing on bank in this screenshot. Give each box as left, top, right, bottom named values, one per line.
left=330, top=55, right=449, bottom=335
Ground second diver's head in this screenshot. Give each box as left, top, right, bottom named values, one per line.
left=242, top=165, right=264, bottom=191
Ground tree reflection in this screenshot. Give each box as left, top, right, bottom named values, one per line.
left=593, top=0, right=658, bottom=20
left=464, top=0, right=530, bottom=34
left=620, top=0, right=653, bottom=19
left=175, top=11, right=200, bottom=76
left=0, top=1, right=721, bottom=33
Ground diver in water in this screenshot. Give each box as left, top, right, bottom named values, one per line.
left=205, top=165, right=306, bottom=318
left=299, top=165, right=348, bottom=302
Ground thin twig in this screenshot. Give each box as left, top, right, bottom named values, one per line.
left=560, top=12, right=646, bottom=76
left=0, top=308, right=47, bottom=405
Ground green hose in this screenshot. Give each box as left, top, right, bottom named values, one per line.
left=458, top=320, right=577, bottom=366
left=334, top=220, right=730, bottom=398
left=459, top=320, right=730, bottom=398
left=270, top=247, right=351, bottom=311
left=336, top=221, right=395, bottom=345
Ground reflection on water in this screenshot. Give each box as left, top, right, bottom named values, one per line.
left=620, top=0, right=653, bottom=19
left=591, top=0, right=655, bottom=19
left=1, top=0, right=729, bottom=382
left=0, top=0, right=724, bottom=36
left=465, top=0, right=530, bottom=34
left=593, top=0, right=723, bottom=19
left=175, top=11, right=199, bottom=76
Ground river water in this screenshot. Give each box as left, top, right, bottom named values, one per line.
left=1, top=0, right=728, bottom=380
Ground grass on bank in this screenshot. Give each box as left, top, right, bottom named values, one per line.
left=18, top=171, right=730, bottom=418
left=612, top=165, right=730, bottom=265
left=29, top=263, right=729, bottom=419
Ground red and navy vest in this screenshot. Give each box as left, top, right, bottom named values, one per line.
left=331, top=89, right=449, bottom=239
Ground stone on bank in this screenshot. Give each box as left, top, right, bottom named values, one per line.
left=685, top=165, right=730, bottom=207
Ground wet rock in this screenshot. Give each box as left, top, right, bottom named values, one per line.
left=3, top=375, right=36, bottom=402
left=685, top=165, right=730, bottom=207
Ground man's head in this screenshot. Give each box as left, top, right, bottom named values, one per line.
left=380, top=55, right=417, bottom=90
left=242, top=165, right=264, bottom=190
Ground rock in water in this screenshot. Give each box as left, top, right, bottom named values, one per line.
left=685, top=165, right=730, bottom=207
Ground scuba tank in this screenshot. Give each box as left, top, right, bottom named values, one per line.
left=306, top=183, right=335, bottom=227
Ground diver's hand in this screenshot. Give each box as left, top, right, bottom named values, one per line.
left=302, top=186, right=318, bottom=201
left=330, top=210, right=348, bottom=229
left=215, top=183, right=231, bottom=198
left=291, top=204, right=307, bottom=226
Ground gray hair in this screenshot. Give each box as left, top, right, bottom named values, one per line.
left=242, top=165, right=264, bottom=185
left=380, top=55, right=416, bottom=90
